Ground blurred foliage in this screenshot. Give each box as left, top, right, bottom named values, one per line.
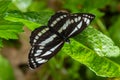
left=0, top=0, right=120, bottom=80
left=0, top=55, right=15, bottom=80
left=12, top=0, right=32, bottom=12
left=63, top=0, right=112, bottom=12
left=109, top=17, right=120, bottom=47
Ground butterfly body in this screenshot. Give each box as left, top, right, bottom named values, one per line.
left=29, top=11, right=95, bottom=69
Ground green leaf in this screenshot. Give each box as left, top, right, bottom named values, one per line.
left=61, top=26, right=120, bottom=77
left=76, top=26, right=120, bottom=57
left=0, top=20, right=23, bottom=40
left=4, top=11, right=53, bottom=30
left=0, top=55, right=15, bottom=80
left=0, top=0, right=11, bottom=14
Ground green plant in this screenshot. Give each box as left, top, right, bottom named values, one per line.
left=0, top=0, right=120, bottom=80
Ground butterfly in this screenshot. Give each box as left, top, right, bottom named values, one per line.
left=28, top=11, right=95, bottom=69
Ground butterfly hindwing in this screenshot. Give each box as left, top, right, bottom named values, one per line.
left=29, top=41, right=64, bottom=69
left=30, top=26, right=48, bottom=46
left=29, top=26, right=64, bottom=69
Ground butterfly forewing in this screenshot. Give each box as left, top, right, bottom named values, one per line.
left=48, top=11, right=69, bottom=31
left=64, top=13, right=95, bottom=38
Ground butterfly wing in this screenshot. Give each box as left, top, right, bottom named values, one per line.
left=48, top=12, right=95, bottom=39
left=48, top=11, right=69, bottom=31
left=29, top=26, right=48, bottom=46
left=29, top=26, right=64, bottom=69
left=28, top=12, right=95, bottom=69
left=61, top=13, right=95, bottom=38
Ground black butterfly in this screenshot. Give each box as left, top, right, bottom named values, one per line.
left=28, top=11, right=95, bottom=69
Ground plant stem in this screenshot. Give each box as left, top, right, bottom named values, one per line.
left=96, top=19, right=110, bottom=36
